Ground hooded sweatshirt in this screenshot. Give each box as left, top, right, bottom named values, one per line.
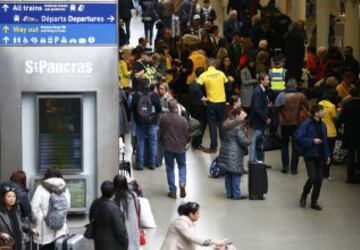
left=31, top=177, right=71, bottom=245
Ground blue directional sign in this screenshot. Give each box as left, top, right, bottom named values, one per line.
left=0, top=2, right=117, bottom=46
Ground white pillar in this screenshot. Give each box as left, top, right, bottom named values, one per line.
left=276, top=0, right=287, bottom=14
left=292, top=0, right=306, bottom=22
left=316, top=0, right=330, bottom=48
left=344, top=0, right=360, bottom=60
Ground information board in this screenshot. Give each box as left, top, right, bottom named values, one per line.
left=0, top=2, right=117, bottom=46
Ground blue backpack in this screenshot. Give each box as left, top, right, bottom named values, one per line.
left=209, top=157, right=224, bottom=178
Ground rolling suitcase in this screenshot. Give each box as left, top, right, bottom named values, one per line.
left=55, top=234, right=85, bottom=250
left=248, top=162, right=268, bottom=200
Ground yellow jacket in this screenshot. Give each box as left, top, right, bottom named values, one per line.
left=118, top=60, right=131, bottom=88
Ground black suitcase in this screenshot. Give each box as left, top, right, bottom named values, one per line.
left=248, top=162, right=268, bottom=200
left=119, top=152, right=132, bottom=177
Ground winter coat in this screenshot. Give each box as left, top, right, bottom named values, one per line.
left=141, top=0, right=159, bottom=22
left=250, top=84, right=269, bottom=130
left=240, top=67, right=257, bottom=108
left=116, top=192, right=140, bottom=250
left=31, top=178, right=71, bottom=245
left=118, top=0, right=134, bottom=20
left=0, top=205, right=31, bottom=250
left=337, top=98, right=360, bottom=149
left=295, top=118, right=330, bottom=160
left=91, top=198, right=128, bottom=250
left=159, top=0, right=174, bottom=19
left=218, top=115, right=250, bottom=174
left=160, top=216, right=208, bottom=250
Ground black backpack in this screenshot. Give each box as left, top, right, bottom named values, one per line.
left=136, top=92, right=153, bottom=123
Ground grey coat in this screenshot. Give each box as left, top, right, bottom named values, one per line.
left=217, top=116, right=250, bottom=174
left=240, top=67, right=257, bottom=108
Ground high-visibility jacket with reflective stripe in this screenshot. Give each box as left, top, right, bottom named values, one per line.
left=270, top=68, right=286, bottom=91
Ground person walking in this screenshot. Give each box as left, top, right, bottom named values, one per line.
left=296, top=105, right=331, bottom=211
left=90, top=181, right=128, bottom=250
left=160, top=99, right=189, bottom=199
left=118, top=0, right=134, bottom=44
left=31, top=168, right=71, bottom=249
left=160, top=202, right=225, bottom=250
left=218, top=95, right=250, bottom=200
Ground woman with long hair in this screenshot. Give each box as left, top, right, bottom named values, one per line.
left=113, top=174, right=140, bottom=250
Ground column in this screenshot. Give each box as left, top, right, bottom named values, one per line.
left=316, top=0, right=330, bottom=48
left=276, top=0, right=287, bottom=14
left=292, top=0, right=306, bottom=22
left=344, top=0, right=360, bottom=60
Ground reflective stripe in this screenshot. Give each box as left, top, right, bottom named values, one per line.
left=270, top=68, right=285, bottom=90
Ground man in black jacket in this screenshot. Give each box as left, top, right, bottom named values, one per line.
left=249, top=73, right=271, bottom=163
left=118, top=0, right=134, bottom=44
left=337, top=88, right=360, bottom=184
left=90, top=181, right=128, bottom=250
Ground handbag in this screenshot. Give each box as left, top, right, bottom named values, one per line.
left=130, top=192, right=146, bottom=246
left=83, top=223, right=94, bottom=239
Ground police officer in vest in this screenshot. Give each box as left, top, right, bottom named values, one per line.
left=269, top=54, right=287, bottom=102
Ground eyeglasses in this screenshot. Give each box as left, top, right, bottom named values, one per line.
left=3, top=186, right=15, bottom=192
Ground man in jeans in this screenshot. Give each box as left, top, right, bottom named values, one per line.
left=275, top=78, right=308, bottom=174
left=296, top=105, right=330, bottom=210
left=249, top=73, right=271, bottom=163
left=131, top=82, right=162, bottom=170
left=160, top=99, right=189, bottom=198
left=197, top=60, right=229, bottom=153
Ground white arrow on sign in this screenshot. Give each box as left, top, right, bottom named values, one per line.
left=2, top=26, right=9, bottom=33
left=107, top=15, right=115, bottom=22
left=2, top=4, right=9, bottom=12
left=2, top=36, right=9, bottom=44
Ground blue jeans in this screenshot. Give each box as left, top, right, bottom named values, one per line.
left=164, top=151, right=186, bottom=193
left=136, top=123, right=158, bottom=169
left=250, top=129, right=265, bottom=162
left=206, top=102, right=225, bottom=149
left=225, top=172, right=241, bottom=199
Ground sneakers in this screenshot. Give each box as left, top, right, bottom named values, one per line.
left=291, top=170, right=298, bottom=175
left=324, top=176, right=335, bottom=182
left=167, top=192, right=176, bottom=199
left=300, top=196, right=306, bottom=208
left=232, top=195, right=248, bottom=200
left=180, top=186, right=186, bottom=198
left=202, top=147, right=217, bottom=154
left=311, top=203, right=323, bottom=211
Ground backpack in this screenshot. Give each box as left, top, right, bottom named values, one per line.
left=136, top=92, right=153, bottom=123
left=45, top=192, right=68, bottom=230
left=209, top=157, right=224, bottom=178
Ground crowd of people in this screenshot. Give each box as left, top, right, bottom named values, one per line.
left=117, top=0, right=360, bottom=206
left=1, top=0, right=360, bottom=249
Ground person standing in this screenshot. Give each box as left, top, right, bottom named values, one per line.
left=118, top=0, right=134, bottom=44
left=337, top=88, right=360, bottom=184
left=240, top=57, right=257, bottom=115
left=160, top=99, right=189, bottom=199
left=90, top=181, right=128, bottom=250
left=131, top=82, right=162, bottom=170
left=113, top=175, right=140, bottom=250
left=31, top=168, right=71, bottom=249
left=275, top=78, right=308, bottom=174
left=318, top=91, right=337, bottom=181
left=296, top=105, right=330, bottom=211
left=197, top=60, right=229, bottom=153
left=249, top=73, right=271, bottom=164
left=218, top=96, right=250, bottom=200
left=0, top=186, right=37, bottom=250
